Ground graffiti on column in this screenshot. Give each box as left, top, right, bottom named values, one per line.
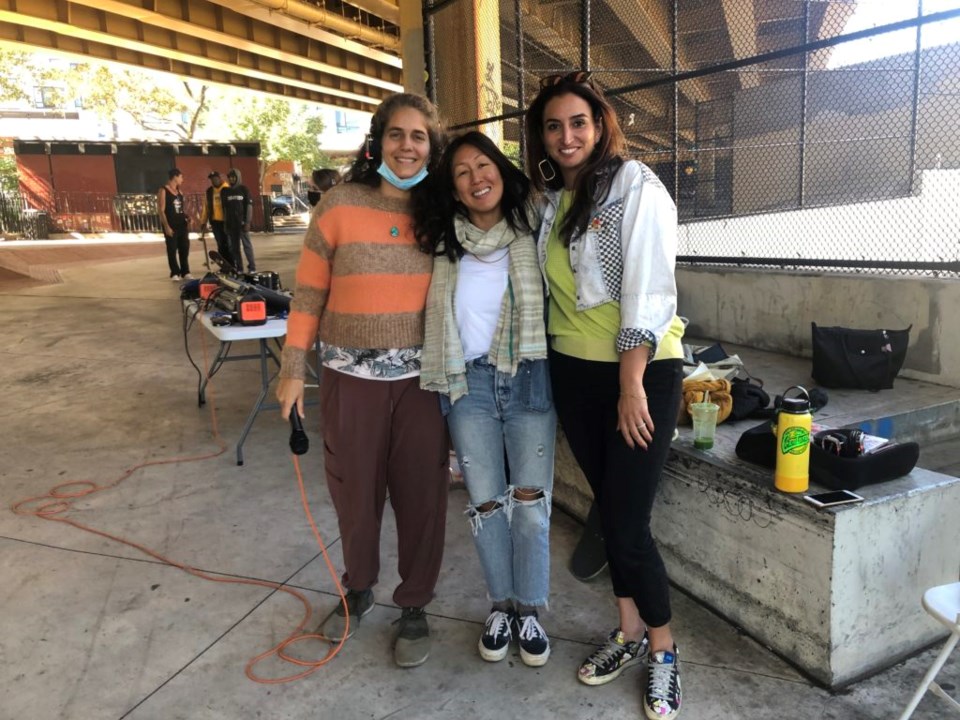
left=481, top=60, right=501, bottom=118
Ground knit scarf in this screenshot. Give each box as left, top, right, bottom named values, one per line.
left=421, top=214, right=547, bottom=403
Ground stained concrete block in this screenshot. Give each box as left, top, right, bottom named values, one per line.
left=651, top=447, right=960, bottom=687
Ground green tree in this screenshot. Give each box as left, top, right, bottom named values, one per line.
left=0, top=154, right=18, bottom=193
left=228, top=97, right=333, bottom=184
left=0, top=51, right=210, bottom=140
left=502, top=140, right=523, bottom=170
left=56, top=64, right=210, bottom=141
left=0, top=49, right=52, bottom=104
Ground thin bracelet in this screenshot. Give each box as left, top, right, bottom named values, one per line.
left=621, top=392, right=648, bottom=400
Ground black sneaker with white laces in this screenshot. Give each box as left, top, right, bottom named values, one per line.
left=644, top=646, right=682, bottom=720
left=578, top=628, right=649, bottom=686
left=478, top=609, right=513, bottom=662
left=515, top=610, right=550, bottom=667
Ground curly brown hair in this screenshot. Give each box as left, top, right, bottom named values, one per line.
left=344, top=93, right=446, bottom=188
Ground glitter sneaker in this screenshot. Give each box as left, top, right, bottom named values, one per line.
left=577, top=628, right=648, bottom=686
left=644, top=646, right=682, bottom=719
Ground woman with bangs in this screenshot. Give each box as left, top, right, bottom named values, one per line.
left=526, top=73, right=686, bottom=719
left=415, top=130, right=556, bottom=668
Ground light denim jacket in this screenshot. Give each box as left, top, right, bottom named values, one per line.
left=536, top=159, right=679, bottom=357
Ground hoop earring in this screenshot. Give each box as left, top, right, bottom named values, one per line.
left=538, top=158, right=557, bottom=183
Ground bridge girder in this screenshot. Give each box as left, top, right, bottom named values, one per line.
left=0, top=0, right=404, bottom=110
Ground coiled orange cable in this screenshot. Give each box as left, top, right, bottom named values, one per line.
left=11, top=305, right=350, bottom=683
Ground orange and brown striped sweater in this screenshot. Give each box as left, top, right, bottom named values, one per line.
left=279, top=183, right=434, bottom=380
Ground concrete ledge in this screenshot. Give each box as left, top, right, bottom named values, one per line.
left=656, top=440, right=959, bottom=687
left=551, top=341, right=960, bottom=687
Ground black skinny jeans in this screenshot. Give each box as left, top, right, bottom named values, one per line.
left=550, top=349, right=683, bottom=628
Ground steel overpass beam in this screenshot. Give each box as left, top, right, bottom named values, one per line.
left=66, top=0, right=402, bottom=93
left=203, top=0, right=401, bottom=68
left=0, top=0, right=402, bottom=108
left=721, top=0, right=760, bottom=88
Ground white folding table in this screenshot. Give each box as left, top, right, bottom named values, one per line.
left=187, top=303, right=288, bottom=465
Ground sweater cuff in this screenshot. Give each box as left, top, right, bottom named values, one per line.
left=280, top=346, right=308, bottom=381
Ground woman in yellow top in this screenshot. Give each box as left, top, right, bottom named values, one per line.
left=526, top=71, right=685, bottom=720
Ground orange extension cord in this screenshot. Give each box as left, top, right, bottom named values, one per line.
left=11, top=308, right=350, bottom=683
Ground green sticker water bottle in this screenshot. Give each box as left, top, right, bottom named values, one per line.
left=774, top=386, right=812, bottom=493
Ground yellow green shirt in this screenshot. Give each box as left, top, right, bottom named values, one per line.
left=544, top=190, right=684, bottom=362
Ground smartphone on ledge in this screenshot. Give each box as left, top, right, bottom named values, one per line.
left=803, top=490, right=865, bottom=509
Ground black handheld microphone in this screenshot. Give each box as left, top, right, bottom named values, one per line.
left=289, top=406, right=309, bottom=455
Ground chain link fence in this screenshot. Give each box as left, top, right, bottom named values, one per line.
left=425, top=0, right=960, bottom=277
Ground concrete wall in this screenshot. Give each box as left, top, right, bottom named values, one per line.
left=653, top=453, right=960, bottom=687
left=676, top=267, right=960, bottom=389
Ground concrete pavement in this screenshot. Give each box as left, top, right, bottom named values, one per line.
left=0, top=234, right=956, bottom=720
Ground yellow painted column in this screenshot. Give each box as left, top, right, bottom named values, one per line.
left=432, top=0, right=503, bottom=144
left=399, top=0, right=426, bottom=95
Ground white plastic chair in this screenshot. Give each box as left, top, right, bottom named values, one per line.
left=898, top=581, right=960, bottom=720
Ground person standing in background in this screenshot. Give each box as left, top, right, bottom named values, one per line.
left=222, top=168, right=256, bottom=273
left=307, top=168, right=342, bottom=207
left=200, top=171, right=233, bottom=269
left=158, top=168, right=190, bottom=281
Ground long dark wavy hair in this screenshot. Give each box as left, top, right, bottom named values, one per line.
left=345, top=93, right=445, bottom=186
left=525, top=77, right=625, bottom=246
left=413, top=131, right=534, bottom=262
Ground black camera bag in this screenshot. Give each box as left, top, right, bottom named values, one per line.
left=734, top=420, right=919, bottom=491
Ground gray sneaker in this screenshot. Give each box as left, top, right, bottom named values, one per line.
left=319, top=588, right=374, bottom=641
left=393, top=607, right=431, bottom=668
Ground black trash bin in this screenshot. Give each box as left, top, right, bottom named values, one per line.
left=22, top=210, right=50, bottom=240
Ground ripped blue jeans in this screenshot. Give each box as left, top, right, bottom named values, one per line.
left=442, top=356, right=557, bottom=608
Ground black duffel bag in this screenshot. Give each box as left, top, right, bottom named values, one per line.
left=811, top=323, right=911, bottom=391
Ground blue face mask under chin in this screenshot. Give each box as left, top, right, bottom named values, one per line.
left=378, top=161, right=429, bottom=191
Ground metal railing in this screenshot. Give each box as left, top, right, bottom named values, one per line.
left=0, top=191, right=274, bottom=237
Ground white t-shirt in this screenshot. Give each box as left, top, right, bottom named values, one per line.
left=455, top=249, right=509, bottom=361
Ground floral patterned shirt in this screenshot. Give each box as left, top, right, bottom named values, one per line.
left=320, top=343, right=422, bottom=380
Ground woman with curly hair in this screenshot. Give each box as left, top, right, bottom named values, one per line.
left=277, top=93, right=448, bottom=669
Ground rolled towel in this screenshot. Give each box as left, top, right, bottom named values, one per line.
left=680, top=378, right=733, bottom=425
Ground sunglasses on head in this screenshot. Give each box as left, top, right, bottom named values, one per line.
left=539, top=70, right=593, bottom=89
